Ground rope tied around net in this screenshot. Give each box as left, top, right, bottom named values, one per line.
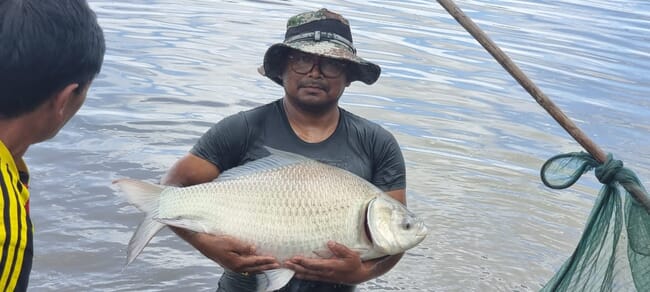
left=541, top=152, right=650, bottom=208
left=595, top=154, right=623, bottom=185
left=539, top=152, right=650, bottom=290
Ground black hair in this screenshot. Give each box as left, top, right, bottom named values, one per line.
left=0, top=0, right=106, bottom=118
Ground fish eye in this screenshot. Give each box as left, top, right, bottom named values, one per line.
left=402, top=219, right=412, bottom=230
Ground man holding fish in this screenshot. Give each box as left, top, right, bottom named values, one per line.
left=159, top=8, right=416, bottom=292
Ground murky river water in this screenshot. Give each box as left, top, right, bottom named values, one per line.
left=25, top=0, right=649, bottom=291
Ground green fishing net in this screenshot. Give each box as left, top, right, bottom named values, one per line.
left=540, top=152, right=650, bottom=291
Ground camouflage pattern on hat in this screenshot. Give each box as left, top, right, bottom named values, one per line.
left=286, top=8, right=349, bottom=29
left=286, top=40, right=356, bottom=60
left=261, top=8, right=381, bottom=86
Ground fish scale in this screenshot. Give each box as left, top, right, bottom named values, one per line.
left=156, top=161, right=376, bottom=261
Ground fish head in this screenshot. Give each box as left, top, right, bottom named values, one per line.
left=366, top=194, right=428, bottom=255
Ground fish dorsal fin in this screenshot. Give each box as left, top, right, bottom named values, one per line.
left=256, top=268, right=295, bottom=292
left=217, top=147, right=314, bottom=181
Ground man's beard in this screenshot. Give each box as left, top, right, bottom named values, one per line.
left=292, top=96, right=339, bottom=115
left=288, top=80, right=340, bottom=115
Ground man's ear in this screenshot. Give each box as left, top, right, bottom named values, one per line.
left=51, top=83, right=80, bottom=117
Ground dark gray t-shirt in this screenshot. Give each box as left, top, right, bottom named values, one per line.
left=191, top=99, right=405, bottom=191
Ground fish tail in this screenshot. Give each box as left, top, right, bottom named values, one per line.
left=126, top=213, right=166, bottom=265
left=113, top=178, right=164, bottom=213
left=113, top=178, right=167, bottom=266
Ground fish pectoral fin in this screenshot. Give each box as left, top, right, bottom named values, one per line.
left=155, top=217, right=209, bottom=233
left=349, top=247, right=370, bottom=255
left=256, top=268, right=295, bottom=292
left=312, top=246, right=369, bottom=259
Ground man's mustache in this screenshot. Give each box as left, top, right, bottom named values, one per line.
left=299, top=80, right=329, bottom=91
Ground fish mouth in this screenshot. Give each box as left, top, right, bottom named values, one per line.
left=416, top=222, right=428, bottom=238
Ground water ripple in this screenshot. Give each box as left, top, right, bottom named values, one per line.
left=26, top=1, right=650, bottom=291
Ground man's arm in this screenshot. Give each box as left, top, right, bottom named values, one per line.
left=162, top=153, right=280, bottom=273
left=285, top=188, right=407, bottom=284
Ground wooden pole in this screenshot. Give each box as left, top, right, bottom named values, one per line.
left=436, top=0, right=650, bottom=212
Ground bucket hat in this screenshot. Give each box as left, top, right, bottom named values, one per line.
left=258, top=8, right=381, bottom=86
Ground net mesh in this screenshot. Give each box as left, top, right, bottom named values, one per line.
left=540, top=152, right=650, bottom=291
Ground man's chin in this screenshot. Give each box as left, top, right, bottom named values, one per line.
left=293, top=98, right=337, bottom=115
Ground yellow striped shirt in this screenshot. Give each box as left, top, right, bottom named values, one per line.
left=0, top=140, right=32, bottom=291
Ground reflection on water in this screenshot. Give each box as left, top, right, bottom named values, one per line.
left=26, top=0, right=649, bottom=291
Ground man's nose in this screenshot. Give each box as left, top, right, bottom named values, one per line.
left=306, top=59, right=323, bottom=77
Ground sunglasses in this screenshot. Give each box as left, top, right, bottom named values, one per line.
left=287, top=52, right=348, bottom=78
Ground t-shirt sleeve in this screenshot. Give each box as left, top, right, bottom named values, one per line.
left=190, top=112, right=249, bottom=172
left=371, top=128, right=406, bottom=192
left=0, top=166, right=31, bottom=291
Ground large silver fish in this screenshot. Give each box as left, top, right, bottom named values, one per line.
left=114, top=149, right=427, bottom=291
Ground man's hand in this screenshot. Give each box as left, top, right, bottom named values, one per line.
left=283, top=241, right=370, bottom=285
left=186, top=232, right=280, bottom=274
left=162, top=155, right=281, bottom=274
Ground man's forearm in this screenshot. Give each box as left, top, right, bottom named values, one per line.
left=170, top=226, right=196, bottom=244
left=169, top=226, right=223, bottom=265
